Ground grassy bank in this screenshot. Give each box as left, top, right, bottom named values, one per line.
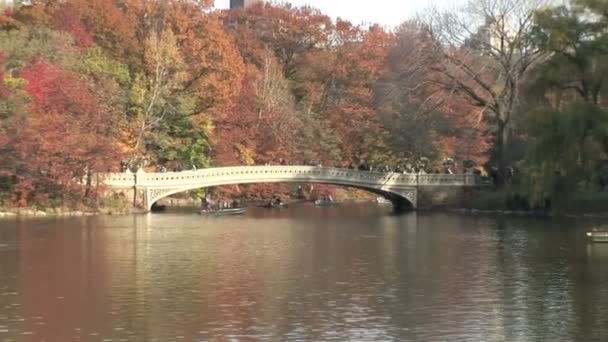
left=465, top=190, right=608, bottom=216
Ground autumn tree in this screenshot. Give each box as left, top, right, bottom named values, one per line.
left=0, top=26, right=82, bottom=73
left=292, top=23, right=394, bottom=165
left=1, top=58, right=122, bottom=206
left=225, top=5, right=401, bottom=168
left=376, top=23, right=443, bottom=163
left=223, top=4, right=331, bottom=165
left=0, top=52, right=14, bottom=200
left=227, top=3, right=333, bottom=77
left=17, top=0, right=245, bottom=170
left=422, top=0, right=551, bottom=183
left=0, top=53, right=9, bottom=98
left=127, top=27, right=188, bottom=161
left=377, top=22, right=490, bottom=168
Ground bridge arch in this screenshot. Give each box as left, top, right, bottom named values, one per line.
left=147, top=178, right=416, bottom=211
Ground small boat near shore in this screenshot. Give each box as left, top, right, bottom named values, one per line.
left=259, top=202, right=288, bottom=209
left=376, top=197, right=391, bottom=204
left=587, top=231, right=608, bottom=243
left=200, top=208, right=246, bottom=216
left=314, top=199, right=336, bottom=206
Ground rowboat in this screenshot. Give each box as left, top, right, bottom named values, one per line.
left=376, top=197, right=391, bottom=204
left=586, top=231, right=608, bottom=243
left=200, top=208, right=246, bottom=216
left=314, top=199, right=336, bottom=206
left=259, top=202, right=288, bottom=209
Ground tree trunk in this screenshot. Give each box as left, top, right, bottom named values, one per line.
left=84, top=169, right=93, bottom=198
left=496, top=120, right=509, bottom=187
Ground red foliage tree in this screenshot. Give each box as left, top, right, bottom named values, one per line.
left=226, top=3, right=333, bottom=77
left=294, top=25, right=393, bottom=164
left=56, top=2, right=93, bottom=49
left=0, top=7, right=21, bottom=30
left=5, top=59, right=122, bottom=206
left=0, top=53, right=9, bottom=99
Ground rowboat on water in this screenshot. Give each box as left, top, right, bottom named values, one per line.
left=376, top=197, right=391, bottom=204
left=200, top=208, right=246, bottom=216
left=586, top=231, right=608, bottom=243
left=259, top=202, right=288, bottom=209
left=314, top=198, right=336, bottom=206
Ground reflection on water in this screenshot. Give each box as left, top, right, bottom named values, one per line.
left=0, top=205, right=607, bottom=341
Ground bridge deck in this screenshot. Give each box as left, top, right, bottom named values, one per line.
left=99, top=166, right=482, bottom=188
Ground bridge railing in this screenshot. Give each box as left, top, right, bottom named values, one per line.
left=95, top=173, right=136, bottom=187
left=417, top=174, right=481, bottom=186
left=96, top=166, right=486, bottom=188
left=133, top=166, right=415, bottom=187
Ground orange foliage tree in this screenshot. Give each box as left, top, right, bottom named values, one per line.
left=377, top=22, right=490, bottom=169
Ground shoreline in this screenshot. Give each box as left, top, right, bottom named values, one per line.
left=0, top=207, right=135, bottom=219
left=2, top=202, right=608, bottom=220
left=448, top=208, right=608, bottom=219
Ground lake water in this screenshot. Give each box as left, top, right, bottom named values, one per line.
left=0, top=204, right=607, bottom=341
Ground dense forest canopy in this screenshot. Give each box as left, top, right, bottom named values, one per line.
left=0, top=0, right=605, bottom=209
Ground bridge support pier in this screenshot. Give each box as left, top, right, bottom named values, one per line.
left=392, top=199, right=414, bottom=212
left=121, top=186, right=149, bottom=210
left=380, top=187, right=417, bottom=211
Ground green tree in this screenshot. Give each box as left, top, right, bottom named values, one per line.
left=524, top=0, right=608, bottom=206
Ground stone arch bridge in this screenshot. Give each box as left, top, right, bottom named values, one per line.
left=97, top=166, right=486, bottom=211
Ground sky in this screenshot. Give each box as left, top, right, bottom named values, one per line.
left=214, top=0, right=467, bottom=28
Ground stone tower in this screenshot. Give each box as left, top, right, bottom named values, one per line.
left=230, top=0, right=261, bottom=9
